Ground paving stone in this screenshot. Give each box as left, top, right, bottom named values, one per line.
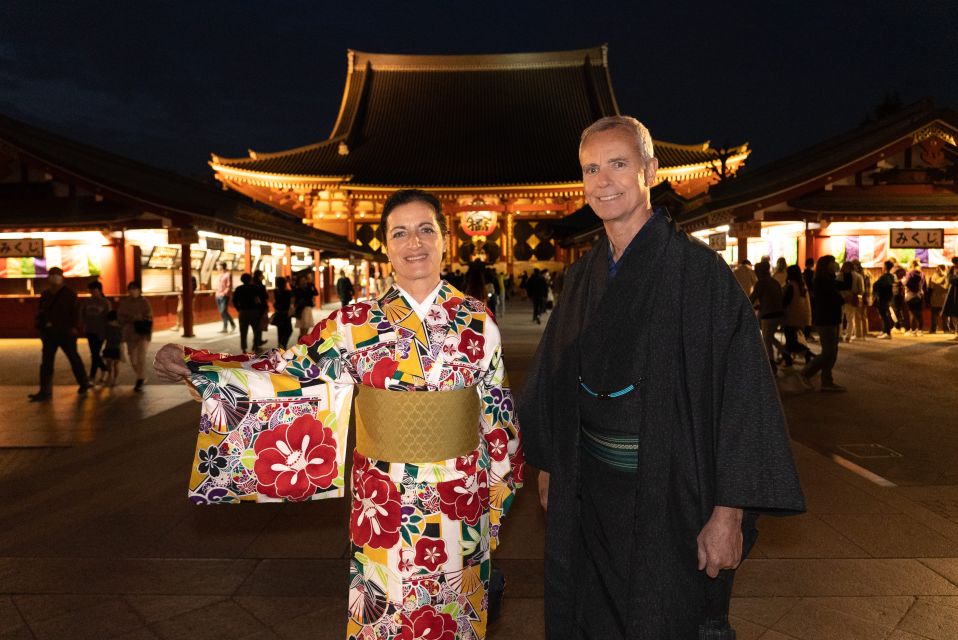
left=490, top=559, right=545, bottom=598
left=0, top=558, right=257, bottom=595
left=730, top=597, right=800, bottom=627
left=886, top=631, right=931, bottom=640
left=112, top=630, right=163, bottom=640
left=485, top=596, right=544, bottom=640
left=734, top=560, right=958, bottom=597
left=490, top=486, right=545, bottom=560
left=126, top=595, right=227, bottom=624
left=772, top=598, right=897, bottom=640
left=27, top=596, right=145, bottom=640
left=818, top=514, right=958, bottom=558
left=234, top=559, right=348, bottom=597
left=799, top=475, right=901, bottom=515
left=233, top=596, right=339, bottom=627
left=149, top=598, right=269, bottom=640
left=151, top=507, right=275, bottom=559
left=14, top=594, right=130, bottom=625
left=801, top=596, right=912, bottom=629
left=729, top=614, right=768, bottom=640
left=269, top=600, right=349, bottom=640
left=751, top=514, right=869, bottom=559
left=757, top=632, right=801, bottom=640
left=0, top=595, right=28, bottom=634
left=897, top=597, right=958, bottom=639
left=240, top=501, right=350, bottom=559
left=918, top=558, right=958, bottom=587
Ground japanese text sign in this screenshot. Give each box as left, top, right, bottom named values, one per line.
left=0, top=238, right=44, bottom=258
left=889, top=229, right=944, bottom=249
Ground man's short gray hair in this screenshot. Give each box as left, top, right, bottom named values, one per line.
left=579, top=116, right=655, bottom=163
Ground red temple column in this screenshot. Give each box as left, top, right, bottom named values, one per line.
left=180, top=243, right=194, bottom=337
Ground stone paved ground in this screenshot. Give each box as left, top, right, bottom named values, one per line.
left=1, top=300, right=957, bottom=639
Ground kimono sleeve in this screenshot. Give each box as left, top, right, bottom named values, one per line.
left=477, top=314, right=524, bottom=550
left=709, top=255, right=805, bottom=514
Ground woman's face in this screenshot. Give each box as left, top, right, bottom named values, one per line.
left=384, top=201, right=445, bottom=289
left=128, top=286, right=141, bottom=298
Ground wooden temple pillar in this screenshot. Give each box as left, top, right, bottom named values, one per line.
left=180, top=243, right=195, bottom=337
left=244, top=238, right=253, bottom=274
left=285, top=245, right=293, bottom=279
left=313, top=250, right=323, bottom=305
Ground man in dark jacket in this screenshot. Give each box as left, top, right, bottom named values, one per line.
left=526, top=269, right=549, bottom=323
left=233, top=273, right=264, bottom=353
left=872, top=260, right=897, bottom=339
left=799, top=255, right=852, bottom=391
left=30, top=266, right=92, bottom=401
left=519, top=116, right=804, bottom=639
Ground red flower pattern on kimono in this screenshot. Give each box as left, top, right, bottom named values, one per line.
left=440, top=296, right=463, bottom=320
left=253, top=415, right=338, bottom=500
left=457, top=328, right=485, bottom=363
left=299, top=316, right=330, bottom=347
left=455, top=450, right=478, bottom=474
left=414, top=537, right=448, bottom=573
left=408, top=607, right=457, bottom=640
left=437, top=469, right=489, bottom=525
left=362, top=357, right=399, bottom=388
left=350, top=466, right=402, bottom=548
left=510, top=440, right=526, bottom=485
left=484, top=428, right=509, bottom=462
left=341, top=302, right=371, bottom=326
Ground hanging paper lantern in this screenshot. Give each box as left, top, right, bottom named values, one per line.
left=459, top=210, right=498, bottom=237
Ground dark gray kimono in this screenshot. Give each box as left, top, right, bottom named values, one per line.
left=518, top=212, right=805, bottom=638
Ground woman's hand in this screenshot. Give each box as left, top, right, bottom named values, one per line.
left=153, top=343, right=191, bottom=382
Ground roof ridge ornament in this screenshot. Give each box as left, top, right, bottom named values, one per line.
left=338, top=142, right=349, bottom=156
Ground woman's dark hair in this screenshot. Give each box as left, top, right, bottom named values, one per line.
left=240, top=273, right=252, bottom=284
left=377, top=189, right=446, bottom=244
left=87, top=281, right=103, bottom=291
left=127, top=281, right=141, bottom=291
left=275, top=276, right=287, bottom=289
left=786, top=264, right=806, bottom=296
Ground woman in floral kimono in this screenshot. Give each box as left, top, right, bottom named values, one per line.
left=154, top=189, right=523, bottom=640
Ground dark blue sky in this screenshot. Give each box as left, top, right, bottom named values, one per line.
left=2, top=1, right=956, bottom=178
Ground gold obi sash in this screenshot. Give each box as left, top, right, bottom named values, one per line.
left=354, top=385, right=480, bottom=463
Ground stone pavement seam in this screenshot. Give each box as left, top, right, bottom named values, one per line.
left=7, top=596, right=37, bottom=640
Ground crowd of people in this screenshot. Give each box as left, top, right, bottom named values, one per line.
left=735, top=253, right=958, bottom=392
left=29, top=268, right=154, bottom=400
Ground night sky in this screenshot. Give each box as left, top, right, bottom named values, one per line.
left=2, top=1, right=956, bottom=179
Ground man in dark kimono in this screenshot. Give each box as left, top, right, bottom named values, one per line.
left=518, top=116, right=805, bottom=639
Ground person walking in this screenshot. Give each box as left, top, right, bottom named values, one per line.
left=292, top=273, right=318, bottom=339
left=335, top=269, right=354, bottom=307
left=839, top=261, right=864, bottom=342
left=892, top=264, right=907, bottom=333
left=873, top=260, right=897, bottom=339
left=750, top=261, right=788, bottom=370
left=799, top=255, right=851, bottom=392
left=101, top=310, right=123, bottom=386
left=942, top=257, right=958, bottom=339
left=252, top=270, right=269, bottom=349
left=772, top=256, right=788, bottom=287
left=270, top=276, right=294, bottom=350
left=29, top=266, right=92, bottom=401
left=853, top=260, right=871, bottom=339
left=233, top=273, right=263, bottom=353
left=732, top=259, right=757, bottom=295
left=82, top=280, right=112, bottom=384
left=928, top=264, right=949, bottom=334
left=214, top=262, right=235, bottom=334
left=526, top=268, right=548, bottom=324
left=117, top=281, right=152, bottom=392
left=782, top=264, right=815, bottom=362
left=802, top=257, right=817, bottom=342
left=902, top=260, right=926, bottom=335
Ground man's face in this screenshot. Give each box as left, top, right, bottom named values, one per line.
left=49, top=274, right=63, bottom=287
left=580, top=127, right=659, bottom=225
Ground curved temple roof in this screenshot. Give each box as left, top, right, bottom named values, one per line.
left=212, top=46, right=736, bottom=189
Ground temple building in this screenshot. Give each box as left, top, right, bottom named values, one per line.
left=211, top=46, right=748, bottom=275
left=678, top=100, right=958, bottom=270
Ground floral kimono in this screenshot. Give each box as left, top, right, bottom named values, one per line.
left=186, top=281, right=522, bottom=640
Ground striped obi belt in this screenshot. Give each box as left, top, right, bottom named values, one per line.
left=578, top=375, right=640, bottom=472
left=354, top=385, right=480, bottom=464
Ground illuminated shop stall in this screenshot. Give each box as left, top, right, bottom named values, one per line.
left=679, top=100, right=958, bottom=327
left=211, top=46, right=747, bottom=277
left=0, top=114, right=367, bottom=338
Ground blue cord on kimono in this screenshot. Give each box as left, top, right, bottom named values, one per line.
left=577, top=376, right=640, bottom=399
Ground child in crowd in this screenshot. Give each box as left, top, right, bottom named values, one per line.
left=101, top=310, right=123, bottom=386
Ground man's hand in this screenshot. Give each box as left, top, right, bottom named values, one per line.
left=538, top=470, right=549, bottom=511
left=153, top=343, right=191, bottom=382
left=696, top=506, right=744, bottom=578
